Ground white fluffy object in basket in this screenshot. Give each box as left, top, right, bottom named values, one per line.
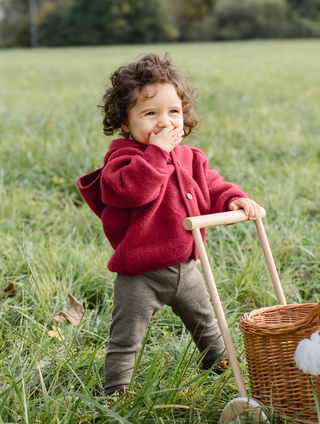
left=294, top=330, right=320, bottom=376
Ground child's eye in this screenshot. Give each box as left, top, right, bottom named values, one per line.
left=170, top=110, right=179, bottom=114
left=146, top=112, right=155, bottom=116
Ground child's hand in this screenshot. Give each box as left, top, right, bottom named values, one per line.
left=149, top=125, right=184, bottom=153
left=229, top=198, right=261, bottom=220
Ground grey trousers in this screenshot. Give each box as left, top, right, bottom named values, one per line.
left=104, top=258, right=225, bottom=392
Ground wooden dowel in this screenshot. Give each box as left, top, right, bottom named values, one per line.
left=192, top=227, right=248, bottom=397
left=254, top=218, right=286, bottom=305
left=184, top=208, right=266, bottom=231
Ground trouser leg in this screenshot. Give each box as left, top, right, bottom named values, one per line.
left=104, top=270, right=176, bottom=392
left=169, top=259, right=226, bottom=368
left=104, top=259, right=226, bottom=394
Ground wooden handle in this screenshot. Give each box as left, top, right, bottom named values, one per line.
left=184, top=207, right=286, bottom=306
left=192, top=227, right=248, bottom=397
left=185, top=208, right=286, bottom=398
left=183, top=208, right=266, bottom=231
left=254, top=218, right=286, bottom=305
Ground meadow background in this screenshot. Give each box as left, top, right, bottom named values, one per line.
left=0, top=40, right=320, bottom=423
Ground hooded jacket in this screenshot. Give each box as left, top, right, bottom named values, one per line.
left=77, top=139, right=247, bottom=276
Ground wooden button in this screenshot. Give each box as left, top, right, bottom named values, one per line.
left=177, top=162, right=182, bottom=167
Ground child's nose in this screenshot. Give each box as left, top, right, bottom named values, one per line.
left=157, top=115, right=171, bottom=127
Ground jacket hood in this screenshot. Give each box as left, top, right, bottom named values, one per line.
left=78, top=139, right=149, bottom=220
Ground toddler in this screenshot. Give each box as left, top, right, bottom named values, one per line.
left=78, top=53, right=261, bottom=396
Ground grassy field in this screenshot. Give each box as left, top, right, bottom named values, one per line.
left=0, top=40, right=320, bottom=423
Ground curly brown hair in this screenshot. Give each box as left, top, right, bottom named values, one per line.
left=99, top=53, right=199, bottom=139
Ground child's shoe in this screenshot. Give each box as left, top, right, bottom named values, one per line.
left=105, top=385, right=130, bottom=397
left=201, top=357, right=229, bottom=374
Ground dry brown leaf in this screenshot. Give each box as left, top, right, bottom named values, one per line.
left=2, top=283, right=16, bottom=298
left=53, top=313, right=66, bottom=324
left=61, top=293, right=84, bottom=326
left=47, top=326, right=65, bottom=341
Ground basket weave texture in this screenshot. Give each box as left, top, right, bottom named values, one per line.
left=239, top=302, right=320, bottom=422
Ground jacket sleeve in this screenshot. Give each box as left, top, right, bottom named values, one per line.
left=191, top=147, right=247, bottom=214
left=101, top=144, right=170, bottom=208
left=206, top=168, right=248, bottom=214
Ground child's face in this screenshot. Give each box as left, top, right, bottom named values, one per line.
left=122, top=83, right=184, bottom=145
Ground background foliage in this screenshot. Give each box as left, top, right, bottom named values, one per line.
left=1, top=0, right=320, bottom=47
left=0, top=40, right=320, bottom=422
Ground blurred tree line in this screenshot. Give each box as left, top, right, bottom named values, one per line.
left=1, top=0, right=320, bottom=47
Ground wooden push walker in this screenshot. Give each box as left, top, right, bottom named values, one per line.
left=183, top=208, right=320, bottom=423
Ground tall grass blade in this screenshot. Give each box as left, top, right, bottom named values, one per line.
left=63, top=392, right=132, bottom=423
left=310, top=379, right=320, bottom=424
left=0, top=387, right=11, bottom=415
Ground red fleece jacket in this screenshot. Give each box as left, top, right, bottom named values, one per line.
left=77, top=139, right=247, bottom=276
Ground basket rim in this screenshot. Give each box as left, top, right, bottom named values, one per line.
left=239, top=302, right=320, bottom=334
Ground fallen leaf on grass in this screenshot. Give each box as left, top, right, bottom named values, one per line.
left=53, top=314, right=66, bottom=323
left=54, top=293, right=84, bottom=326
left=47, top=326, right=65, bottom=341
left=2, top=283, right=16, bottom=298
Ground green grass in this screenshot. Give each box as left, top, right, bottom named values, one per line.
left=0, top=40, right=320, bottom=423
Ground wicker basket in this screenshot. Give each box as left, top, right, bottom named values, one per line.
left=239, top=302, right=320, bottom=422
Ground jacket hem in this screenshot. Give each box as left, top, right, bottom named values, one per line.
left=108, top=251, right=195, bottom=277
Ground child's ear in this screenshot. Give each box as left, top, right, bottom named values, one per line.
left=121, top=122, right=130, bottom=133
